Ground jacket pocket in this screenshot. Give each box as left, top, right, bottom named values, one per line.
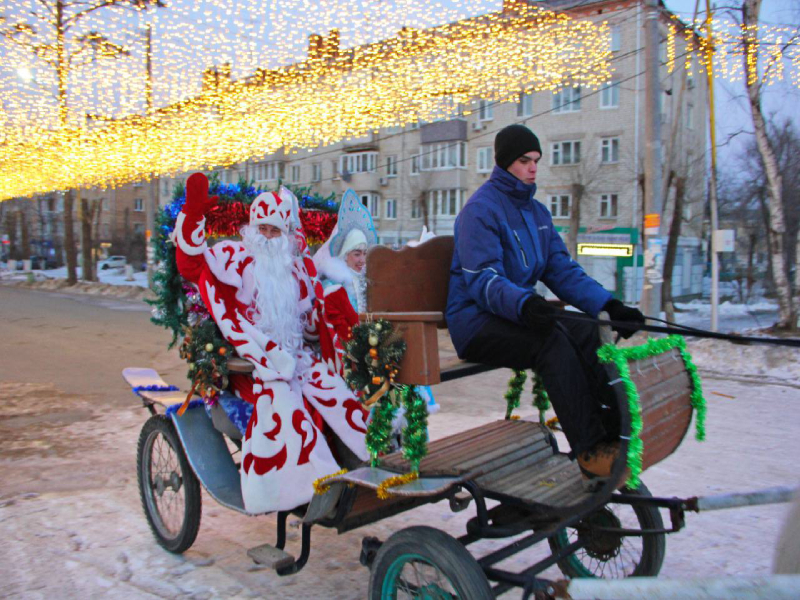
left=512, top=230, right=529, bottom=269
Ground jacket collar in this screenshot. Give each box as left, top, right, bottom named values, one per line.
left=488, top=165, right=537, bottom=206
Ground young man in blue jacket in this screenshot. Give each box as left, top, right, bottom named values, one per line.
left=446, top=124, right=645, bottom=479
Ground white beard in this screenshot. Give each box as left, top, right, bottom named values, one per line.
left=241, top=225, right=304, bottom=353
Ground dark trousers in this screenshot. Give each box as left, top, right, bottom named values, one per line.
left=462, top=314, right=619, bottom=456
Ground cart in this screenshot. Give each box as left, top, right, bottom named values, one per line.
left=125, top=236, right=703, bottom=599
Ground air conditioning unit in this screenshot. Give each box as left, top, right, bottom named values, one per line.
left=379, top=177, right=389, bottom=186
left=472, top=121, right=484, bottom=131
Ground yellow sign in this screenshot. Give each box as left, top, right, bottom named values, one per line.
left=577, top=243, right=634, bottom=257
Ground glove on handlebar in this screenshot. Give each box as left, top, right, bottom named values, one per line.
left=184, top=172, right=218, bottom=217
left=603, top=299, right=645, bottom=339
left=521, top=294, right=559, bottom=338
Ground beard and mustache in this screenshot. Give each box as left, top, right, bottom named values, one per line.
left=241, top=225, right=304, bottom=353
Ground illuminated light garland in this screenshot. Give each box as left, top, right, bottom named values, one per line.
left=1, top=2, right=797, bottom=201
left=1, top=1, right=612, bottom=200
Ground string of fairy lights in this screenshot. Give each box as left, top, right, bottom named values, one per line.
left=0, top=0, right=797, bottom=201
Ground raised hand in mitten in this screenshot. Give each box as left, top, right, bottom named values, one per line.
left=184, top=172, right=218, bottom=217
left=603, top=299, right=645, bottom=339
left=521, top=294, right=559, bottom=338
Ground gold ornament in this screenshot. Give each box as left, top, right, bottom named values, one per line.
left=205, top=343, right=214, bottom=352
left=368, top=334, right=379, bottom=347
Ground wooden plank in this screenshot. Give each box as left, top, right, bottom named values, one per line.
left=473, top=443, right=556, bottom=489
left=458, top=438, right=552, bottom=482
left=380, top=420, right=513, bottom=471
left=487, top=455, right=574, bottom=498
left=448, top=429, right=549, bottom=473
left=412, top=422, right=538, bottom=473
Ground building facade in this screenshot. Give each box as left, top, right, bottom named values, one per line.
left=180, top=0, right=709, bottom=301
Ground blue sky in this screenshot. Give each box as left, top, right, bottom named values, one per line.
left=662, top=0, right=800, bottom=169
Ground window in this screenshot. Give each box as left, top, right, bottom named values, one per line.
left=600, top=81, right=620, bottom=108
left=311, top=162, right=321, bottom=182
left=385, top=198, right=397, bottom=219
left=478, top=99, right=493, bottom=121
left=551, top=140, right=581, bottom=165
left=134, top=223, right=145, bottom=234
left=517, top=92, right=533, bottom=117
left=386, top=155, right=398, bottom=177
left=553, top=86, right=581, bottom=113
left=411, top=199, right=422, bottom=219
left=477, top=147, right=493, bottom=173
left=161, top=178, right=171, bottom=196
left=428, top=189, right=465, bottom=217
left=360, top=193, right=380, bottom=218
left=134, top=198, right=144, bottom=211
left=290, top=165, right=301, bottom=183
left=411, top=154, right=420, bottom=175
left=548, top=195, right=571, bottom=218
left=600, top=137, right=619, bottom=163
left=254, top=161, right=283, bottom=181
left=610, top=26, right=621, bottom=52
left=420, top=141, right=466, bottom=170
left=686, top=104, right=694, bottom=130
left=340, top=152, right=378, bottom=174
left=599, top=193, right=618, bottom=218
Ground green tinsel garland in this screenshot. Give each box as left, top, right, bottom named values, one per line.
left=504, top=370, right=551, bottom=425
left=597, top=334, right=707, bottom=488
left=400, top=386, right=429, bottom=472
left=504, top=370, right=527, bottom=419
left=365, top=397, right=396, bottom=467
left=531, top=372, right=551, bottom=425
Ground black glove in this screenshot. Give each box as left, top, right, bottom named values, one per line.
left=603, top=299, right=645, bottom=339
left=521, top=294, right=559, bottom=337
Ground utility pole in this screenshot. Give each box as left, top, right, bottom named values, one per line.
left=144, top=23, right=157, bottom=286
left=640, top=0, right=664, bottom=317
left=704, top=0, right=720, bottom=331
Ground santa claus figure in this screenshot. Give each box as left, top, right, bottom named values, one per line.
left=173, top=173, right=369, bottom=514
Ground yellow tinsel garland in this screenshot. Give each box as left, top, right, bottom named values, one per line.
left=312, top=468, right=348, bottom=495
left=376, top=472, right=419, bottom=500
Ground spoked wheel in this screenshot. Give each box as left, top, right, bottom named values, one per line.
left=369, top=526, right=492, bottom=600
left=137, top=414, right=202, bottom=553
left=548, top=482, right=666, bottom=578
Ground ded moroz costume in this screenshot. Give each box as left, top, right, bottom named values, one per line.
left=173, top=173, right=369, bottom=514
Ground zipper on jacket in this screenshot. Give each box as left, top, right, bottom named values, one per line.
left=512, top=230, right=529, bottom=268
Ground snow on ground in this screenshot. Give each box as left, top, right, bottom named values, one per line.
left=0, top=265, right=149, bottom=288
left=673, top=299, right=780, bottom=334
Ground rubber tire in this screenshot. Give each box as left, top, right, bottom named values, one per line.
left=368, top=525, right=492, bottom=599
left=137, top=414, right=202, bottom=553
left=548, top=482, right=666, bottom=578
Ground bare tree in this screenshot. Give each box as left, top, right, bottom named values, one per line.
left=736, top=118, right=800, bottom=308
left=1, top=0, right=164, bottom=284
left=735, top=0, right=800, bottom=328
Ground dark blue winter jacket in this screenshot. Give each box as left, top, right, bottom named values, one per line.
left=446, top=166, right=612, bottom=356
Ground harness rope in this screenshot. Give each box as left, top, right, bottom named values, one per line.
left=553, top=311, right=800, bottom=348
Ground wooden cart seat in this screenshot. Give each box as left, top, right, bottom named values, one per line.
left=380, top=419, right=590, bottom=510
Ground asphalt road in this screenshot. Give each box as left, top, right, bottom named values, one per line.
left=0, top=284, right=797, bottom=598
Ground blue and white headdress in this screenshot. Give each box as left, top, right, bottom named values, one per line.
left=330, top=189, right=378, bottom=257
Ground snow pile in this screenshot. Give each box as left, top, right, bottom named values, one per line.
left=687, top=336, right=800, bottom=385
left=676, top=299, right=778, bottom=317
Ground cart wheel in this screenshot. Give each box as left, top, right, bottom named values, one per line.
left=137, top=415, right=202, bottom=553
left=368, top=526, right=492, bottom=600
left=548, top=482, right=665, bottom=578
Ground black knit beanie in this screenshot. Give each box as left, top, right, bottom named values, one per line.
left=494, top=124, right=542, bottom=170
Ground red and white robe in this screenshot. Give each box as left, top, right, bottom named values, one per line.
left=174, top=205, right=368, bottom=514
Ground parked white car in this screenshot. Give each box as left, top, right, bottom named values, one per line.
left=99, top=256, right=127, bottom=271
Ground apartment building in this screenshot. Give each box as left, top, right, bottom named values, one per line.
left=189, top=0, right=707, bottom=301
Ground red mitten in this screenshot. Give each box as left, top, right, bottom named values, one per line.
left=184, top=172, right=218, bottom=217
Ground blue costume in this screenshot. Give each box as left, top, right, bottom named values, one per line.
left=447, top=165, right=611, bottom=357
